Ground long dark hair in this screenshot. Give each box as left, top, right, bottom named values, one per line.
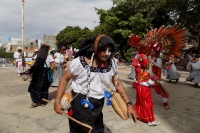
left=29, top=44, right=49, bottom=77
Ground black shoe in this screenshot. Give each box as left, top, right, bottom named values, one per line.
left=175, top=79, right=179, bottom=84
left=195, top=84, right=198, bottom=87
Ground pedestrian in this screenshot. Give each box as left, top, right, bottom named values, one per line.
left=166, top=55, right=180, bottom=83
left=128, top=53, right=137, bottom=80
left=186, top=54, right=200, bottom=87
left=54, top=34, right=137, bottom=133
left=13, top=46, right=26, bottom=76
left=133, top=53, right=160, bottom=126
left=148, top=48, right=169, bottom=109
left=186, top=51, right=193, bottom=71
left=51, top=46, right=66, bottom=87
left=28, top=44, right=55, bottom=107
left=32, top=49, right=38, bottom=60
left=113, top=52, right=121, bottom=65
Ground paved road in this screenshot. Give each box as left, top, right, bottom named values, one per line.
left=0, top=67, right=200, bottom=133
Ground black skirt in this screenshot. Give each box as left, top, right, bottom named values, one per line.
left=28, top=68, right=50, bottom=104
left=69, top=91, right=105, bottom=133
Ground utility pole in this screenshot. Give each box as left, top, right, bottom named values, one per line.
left=22, top=0, right=24, bottom=52
left=21, top=0, right=25, bottom=80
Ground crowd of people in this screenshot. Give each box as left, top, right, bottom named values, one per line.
left=11, top=30, right=200, bottom=132
left=13, top=44, right=71, bottom=107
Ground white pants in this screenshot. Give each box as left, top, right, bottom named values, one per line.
left=16, top=61, right=26, bottom=76
left=17, top=61, right=22, bottom=76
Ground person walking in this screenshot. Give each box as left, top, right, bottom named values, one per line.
left=28, top=44, right=55, bottom=107
left=54, top=34, right=137, bottom=133
left=166, top=55, right=180, bottom=83
left=186, top=51, right=193, bottom=71
left=186, top=54, right=200, bottom=87
left=13, top=46, right=26, bottom=77
left=51, top=46, right=66, bottom=87
left=133, top=53, right=160, bottom=126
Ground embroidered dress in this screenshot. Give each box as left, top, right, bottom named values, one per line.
left=68, top=56, right=115, bottom=133
left=51, top=52, right=65, bottom=86
left=166, top=60, right=180, bottom=80
left=187, top=58, right=200, bottom=84
left=134, top=70, right=156, bottom=123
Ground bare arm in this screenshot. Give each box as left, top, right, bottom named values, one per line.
left=54, top=68, right=73, bottom=114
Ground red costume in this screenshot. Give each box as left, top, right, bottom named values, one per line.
left=129, top=25, right=186, bottom=109
left=133, top=54, right=157, bottom=123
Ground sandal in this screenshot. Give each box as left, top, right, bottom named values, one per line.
left=31, top=103, right=38, bottom=107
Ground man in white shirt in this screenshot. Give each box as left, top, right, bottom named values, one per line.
left=14, top=47, right=26, bottom=76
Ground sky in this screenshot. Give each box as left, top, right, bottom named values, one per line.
left=0, top=0, right=113, bottom=44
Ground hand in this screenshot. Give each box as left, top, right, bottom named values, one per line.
left=54, top=102, right=64, bottom=115
left=127, top=105, right=137, bottom=122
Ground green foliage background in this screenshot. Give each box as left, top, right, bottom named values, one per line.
left=0, top=52, right=14, bottom=58
left=54, top=0, right=200, bottom=62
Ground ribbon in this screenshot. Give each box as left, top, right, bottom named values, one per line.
left=80, top=99, right=94, bottom=110
left=104, top=91, right=112, bottom=106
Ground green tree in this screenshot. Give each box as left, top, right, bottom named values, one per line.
left=56, top=26, right=93, bottom=48
left=148, top=0, right=200, bottom=49
left=94, top=0, right=153, bottom=60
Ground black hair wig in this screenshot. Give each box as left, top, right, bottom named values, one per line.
left=74, top=34, right=115, bottom=58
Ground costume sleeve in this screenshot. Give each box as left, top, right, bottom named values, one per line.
left=147, top=79, right=155, bottom=86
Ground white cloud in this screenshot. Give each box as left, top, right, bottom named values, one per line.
left=0, top=0, right=113, bottom=44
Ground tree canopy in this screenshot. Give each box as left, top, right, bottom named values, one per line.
left=55, top=0, right=200, bottom=61
left=56, top=26, right=93, bottom=48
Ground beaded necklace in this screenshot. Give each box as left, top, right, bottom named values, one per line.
left=80, top=52, right=119, bottom=110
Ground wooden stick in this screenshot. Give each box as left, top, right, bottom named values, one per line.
left=42, top=99, right=93, bottom=133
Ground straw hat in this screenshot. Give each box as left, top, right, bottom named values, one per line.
left=51, top=48, right=55, bottom=51
left=16, top=46, right=22, bottom=51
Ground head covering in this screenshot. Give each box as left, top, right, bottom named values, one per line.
left=138, top=54, right=149, bottom=67
left=149, top=42, right=162, bottom=58
left=29, top=44, right=50, bottom=78
left=16, top=46, right=22, bottom=51
left=74, top=34, right=115, bottom=58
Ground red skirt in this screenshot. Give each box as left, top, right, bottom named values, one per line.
left=134, top=82, right=155, bottom=123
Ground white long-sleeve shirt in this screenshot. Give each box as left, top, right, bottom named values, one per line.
left=14, top=52, right=22, bottom=62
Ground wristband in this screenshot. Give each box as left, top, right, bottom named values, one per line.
left=126, top=101, right=132, bottom=106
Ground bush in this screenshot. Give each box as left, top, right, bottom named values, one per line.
left=124, top=47, right=136, bottom=62
left=0, top=52, right=14, bottom=58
